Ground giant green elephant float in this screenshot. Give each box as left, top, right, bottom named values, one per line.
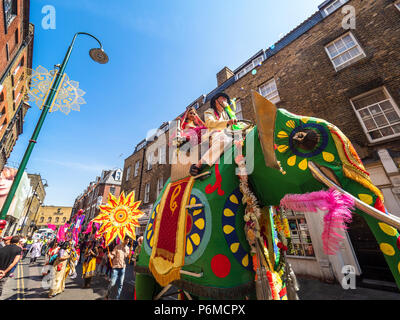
left=134, top=92, right=400, bottom=300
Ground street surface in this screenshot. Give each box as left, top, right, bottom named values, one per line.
left=1, top=256, right=400, bottom=300
left=0, top=256, right=155, bottom=300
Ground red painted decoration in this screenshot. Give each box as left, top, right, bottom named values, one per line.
left=211, top=254, right=231, bottom=278
left=397, top=236, right=400, bottom=251
left=205, top=163, right=225, bottom=196
left=279, top=287, right=287, bottom=298
left=186, top=214, right=193, bottom=235
left=0, top=220, right=6, bottom=230
left=374, top=197, right=386, bottom=213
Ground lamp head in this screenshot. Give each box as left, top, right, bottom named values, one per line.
left=89, top=48, right=109, bottom=64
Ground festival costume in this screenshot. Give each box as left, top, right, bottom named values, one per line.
left=48, top=249, right=69, bottom=297
left=65, top=247, right=78, bottom=279
left=180, top=109, right=207, bottom=146
left=29, top=242, right=42, bottom=263
left=200, top=108, right=232, bottom=166
left=82, top=247, right=98, bottom=283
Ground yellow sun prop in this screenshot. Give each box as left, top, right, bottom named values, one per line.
left=92, top=191, right=144, bottom=246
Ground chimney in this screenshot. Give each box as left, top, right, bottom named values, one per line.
left=216, top=67, right=234, bottom=87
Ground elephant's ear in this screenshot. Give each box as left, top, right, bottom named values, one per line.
left=251, top=90, right=280, bottom=170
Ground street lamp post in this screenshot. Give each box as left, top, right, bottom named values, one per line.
left=0, top=32, right=109, bottom=220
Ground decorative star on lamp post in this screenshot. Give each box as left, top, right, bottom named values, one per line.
left=26, top=65, right=87, bottom=115
left=0, top=32, right=109, bottom=220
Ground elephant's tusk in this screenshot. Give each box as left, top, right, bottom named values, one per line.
left=309, top=161, right=400, bottom=231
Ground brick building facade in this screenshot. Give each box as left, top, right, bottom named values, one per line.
left=35, top=206, right=72, bottom=229
left=121, top=0, right=400, bottom=287
left=72, top=168, right=123, bottom=227
left=0, top=0, right=34, bottom=171
left=22, top=173, right=46, bottom=234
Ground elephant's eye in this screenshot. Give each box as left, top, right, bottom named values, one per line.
left=292, top=129, right=319, bottom=151
left=288, top=123, right=329, bottom=158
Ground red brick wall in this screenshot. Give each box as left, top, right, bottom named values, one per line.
left=0, top=0, right=24, bottom=73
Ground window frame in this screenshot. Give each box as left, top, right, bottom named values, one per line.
left=147, top=152, right=153, bottom=171
left=235, top=55, right=265, bottom=80
left=158, top=145, right=166, bottom=164
left=324, top=32, right=366, bottom=71
left=285, top=210, right=315, bottom=258
left=4, top=0, right=17, bottom=28
left=125, top=166, right=131, bottom=181
left=144, top=183, right=150, bottom=203
left=258, top=78, right=280, bottom=104
left=350, top=87, right=400, bottom=143
left=134, top=161, right=140, bottom=177
left=5, top=43, right=9, bottom=61
left=157, top=177, right=164, bottom=197
left=324, top=0, right=347, bottom=15
left=395, top=1, right=400, bottom=12
left=234, top=99, right=243, bottom=120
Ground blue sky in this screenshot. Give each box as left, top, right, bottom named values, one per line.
left=9, top=0, right=323, bottom=206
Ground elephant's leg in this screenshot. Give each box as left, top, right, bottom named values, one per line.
left=135, top=273, right=158, bottom=300
left=361, top=213, right=400, bottom=289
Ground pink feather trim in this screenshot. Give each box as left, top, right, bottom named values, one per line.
left=280, top=189, right=354, bottom=255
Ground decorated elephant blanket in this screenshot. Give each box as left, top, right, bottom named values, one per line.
left=149, top=176, right=195, bottom=286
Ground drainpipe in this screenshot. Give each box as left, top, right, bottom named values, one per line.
left=138, top=146, right=146, bottom=201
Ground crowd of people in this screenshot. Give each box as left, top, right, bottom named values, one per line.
left=0, top=232, right=144, bottom=300
left=0, top=93, right=240, bottom=300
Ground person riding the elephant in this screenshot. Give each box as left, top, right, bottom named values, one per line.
left=190, top=92, right=238, bottom=176
left=180, top=106, right=207, bottom=146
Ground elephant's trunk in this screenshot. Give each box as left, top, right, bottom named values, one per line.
left=308, top=161, right=400, bottom=230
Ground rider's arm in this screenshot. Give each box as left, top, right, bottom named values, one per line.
left=204, top=109, right=229, bottom=131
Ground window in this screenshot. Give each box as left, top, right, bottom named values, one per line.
left=5, top=44, right=9, bottom=61
left=136, top=140, right=146, bottom=152
left=14, top=28, right=18, bottom=45
left=125, top=166, right=131, bottom=181
left=114, top=170, right=121, bottom=181
left=47, top=217, right=52, bottom=223
left=395, top=2, right=400, bottom=11
left=110, top=187, right=116, bottom=195
left=234, top=99, right=243, bottom=120
left=286, top=210, right=315, bottom=257
left=55, top=217, right=59, bottom=223
left=259, top=79, right=280, bottom=104
left=325, top=32, right=366, bottom=71
left=158, top=146, right=166, bottom=164
left=62, top=217, right=66, bottom=223
left=4, top=0, right=17, bottom=27
left=157, top=177, right=164, bottom=197
left=39, top=217, right=44, bottom=223
left=235, top=55, right=265, bottom=80
left=324, top=0, right=348, bottom=15
left=350, top=87, right=400, bottom=142
left=134, top=161, right=140, bottom=177
left=147, top=153, right=153, bottom=170
left=144, top=183, right=150, bottom=203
